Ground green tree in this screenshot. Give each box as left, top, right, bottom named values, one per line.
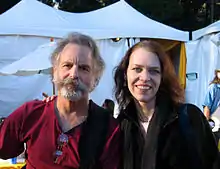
left=39, top=0, right=115, bottom=12
left=127, top=0, right=207, bottom=31
left=180, top=0, right=207, bottom=31
left=0, top=0, right=20, bottom=14
left=39, top=0, right=210, bottom=31
left=127, top=0, right=184, bottom=29
left=38, top=0, right=55, bottom=6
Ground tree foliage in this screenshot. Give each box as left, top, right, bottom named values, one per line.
left=127, top=0, right=184, bottom=29
left=40, top=0, right=210, bottom=31
left=0, top=0, right=20, bottom=14
left=38, top=0, right=55, bottom=6
left=0, top=0, right=218, bottom=31
left=40, top=0, right=113, bottom=12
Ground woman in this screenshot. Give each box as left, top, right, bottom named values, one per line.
left=114, top=40, right=219, bottom=169
left=203, top=69, right=220, bottom=120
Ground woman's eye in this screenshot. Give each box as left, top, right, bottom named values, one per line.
left=133, top=67, right=142, bottom=73
left=149, top=69, right=160, bottom=74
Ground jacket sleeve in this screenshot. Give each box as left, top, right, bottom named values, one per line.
left=0, top=103, right=27, bottom=159
left=99, top=120, right=121, bottom=169
left=187, top=104, right=219, bottom=169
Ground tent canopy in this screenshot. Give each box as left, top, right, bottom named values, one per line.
left=0, top=0, right=189, bottom=116
left=186, top=21, right=220, bottom=111
left=0, top=0, right=189, bottom=41
left=0, top=42, right=55, bottom=74
left=192, top=20, right=220, bottom=40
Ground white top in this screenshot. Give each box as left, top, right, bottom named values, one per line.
left=142, top=121, right=150, bottom=132
left=141, top=114, right=153, bottom=133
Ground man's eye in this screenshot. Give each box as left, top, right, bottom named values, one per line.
left=80, top=66, right=90, bottom=72
left=64, top=64, right=72, bottom=68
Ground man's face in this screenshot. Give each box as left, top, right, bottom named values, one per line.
left=53, top=43, right=95, bottom=101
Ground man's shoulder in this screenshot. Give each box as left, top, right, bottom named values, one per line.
left=3, top=99, right=55, bottom=131
left=25, top=99, right=44, bottom=106
left=23, top=99, right=52, bottom=111
left=11, top=99, right=54, bottom=119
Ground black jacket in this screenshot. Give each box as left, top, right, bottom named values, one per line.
left=119, top=99, right=219, bottom=169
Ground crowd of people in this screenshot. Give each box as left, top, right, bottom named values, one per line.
left=0, top=32, right=219, bottom=169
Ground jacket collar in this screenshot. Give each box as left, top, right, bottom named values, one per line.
left=120, top=97, right=179, bottom=128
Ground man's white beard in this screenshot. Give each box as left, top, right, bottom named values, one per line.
left=60, top=86, right=83, bottom=101
left=53, top=74, right=89, bottom=102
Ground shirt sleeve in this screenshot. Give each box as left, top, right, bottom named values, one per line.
left=203, top=84, right=215, bottom=109
left=0, top=103, right=27, bottom=159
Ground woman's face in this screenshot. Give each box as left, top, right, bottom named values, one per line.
left=126, top=47, right=162, bottom=105
left=217, top=71, right=220, bottom=79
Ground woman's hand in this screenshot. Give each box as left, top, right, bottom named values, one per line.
left=42, top=92, right=56, bottom=102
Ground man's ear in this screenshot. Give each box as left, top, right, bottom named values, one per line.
left=89, top=78, right=99, bottom=92
left=53, top=66, right=57, bottom=74
left=51, top=66, right=57, bottom=81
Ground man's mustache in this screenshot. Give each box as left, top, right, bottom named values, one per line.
left=53, top=78, right=78, bottom=86
left=53, top=77, right=88, bottom=92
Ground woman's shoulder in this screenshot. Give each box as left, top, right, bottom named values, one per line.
left=177, top=103, right=208, bottom=128
left=184, top=103, right=202, bottom=112
left=178, top=103, right=219, bottom=168
left=179, top=103, right=212, bottom=133
left=180, top=103, right=203, bottom=119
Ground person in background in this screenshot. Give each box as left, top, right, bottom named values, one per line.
left=114, top=40, right=219, bottom=169
left=0, top=117, right=5, bottom=124
left=203, top=69, right=220, bottom=120
left=0, top=33, right=120, bottom=169
left=102, top=99, right=115, bottom=116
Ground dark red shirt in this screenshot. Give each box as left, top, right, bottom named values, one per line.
left=0, top=99, right=121, bottom=169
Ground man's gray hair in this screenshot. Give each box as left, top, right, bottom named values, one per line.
left=51, top=32, right=105, bottom=86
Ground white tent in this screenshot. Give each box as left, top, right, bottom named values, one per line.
left=0, top=74, right=53, bottom=117
left=0, top=0, right=189, bottom=69
left=0, top=42, right=56, bottom=74
left=185, top=20, right=220, bottom=110
left=0, top=0, right=189, bottom=116
left=192, top=20, right=220, bottom=40
left=0, top=0, right=189, bottom=41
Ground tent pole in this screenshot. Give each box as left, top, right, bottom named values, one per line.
left=210, top=0, right=214, bottom=23
left=53, top=83, right=55, bottom=95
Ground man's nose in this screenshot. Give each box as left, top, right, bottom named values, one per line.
left=69, top=66, right=78, bottom=79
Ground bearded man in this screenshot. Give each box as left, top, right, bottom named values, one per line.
left=0, top=33, right=120, bottom=169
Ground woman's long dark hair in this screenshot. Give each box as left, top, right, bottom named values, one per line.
left=114, top=40, right=184, bottom=112
left=114, top=40, right=185, bottom=169
left=210, top=70, right=220, bottom=85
